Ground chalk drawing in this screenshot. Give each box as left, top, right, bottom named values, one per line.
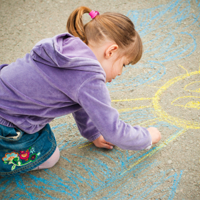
left=107, top=0, right=200, bottom=93
left=1, top=68, right=193, bottom=199
left=1, top=0, right=200, bottom=199
left=0, top=126, right=183, bottom=199
left=153, top=69, right=200, bottom=129
left=184, top=81, right=200, bottom=93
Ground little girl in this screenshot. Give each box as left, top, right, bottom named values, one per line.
left=0, top=6, right=161, bottom=177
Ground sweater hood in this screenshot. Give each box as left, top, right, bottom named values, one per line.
left=30, top=33, right=106, bottom=77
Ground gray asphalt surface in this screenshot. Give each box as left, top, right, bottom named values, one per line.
left=0, top=0, right=200, bottom=199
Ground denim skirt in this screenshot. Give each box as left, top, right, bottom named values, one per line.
left=0, top=124, right=57, bottom=177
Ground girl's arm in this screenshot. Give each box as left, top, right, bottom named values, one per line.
left=72, top=109, right=113, bottom=149
left=73, top=108, right=114, bottom=149
left=77, top=76, right=153, bottom=151
left=72, top=108, right=101, bottom=142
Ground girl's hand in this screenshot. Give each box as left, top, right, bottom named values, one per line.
left=93, top=135, right=114, bottom=149
left=147, top=127, right=162, bottom=144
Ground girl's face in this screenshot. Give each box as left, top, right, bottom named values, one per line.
left=105, top=56, right=129, bottom=83
left=88, top=41, right=130, bottom=83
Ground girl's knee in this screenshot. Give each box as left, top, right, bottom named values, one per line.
left=53, top=146, right=60, bottom=165
left=34, top=146, right=60, bottom=170
left=46, top=146, right=60, bottom=168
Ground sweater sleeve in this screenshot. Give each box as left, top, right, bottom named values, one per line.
left=76, top=76, right=152, bottom=150
left=72, top=108, right=101, bottom=142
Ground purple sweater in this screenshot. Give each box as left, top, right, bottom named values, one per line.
left=0, top=33, right=151, bottom=150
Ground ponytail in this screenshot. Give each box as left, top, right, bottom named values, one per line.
left=67, top=6, right=91, bottom=44
left=67, top=7, right=143, bottom=65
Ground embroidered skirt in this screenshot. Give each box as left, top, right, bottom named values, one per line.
left=0, top=124, right=57, bottom=177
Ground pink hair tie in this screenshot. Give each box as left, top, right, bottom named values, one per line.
left=89, top=10, right=99, bottom=19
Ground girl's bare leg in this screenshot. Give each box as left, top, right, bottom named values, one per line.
left=32, top=146, right=60, bottom=170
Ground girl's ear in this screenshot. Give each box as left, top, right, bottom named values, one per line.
left=104, top=44, right=118, bottom=59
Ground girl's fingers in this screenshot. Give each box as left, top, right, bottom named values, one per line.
left=106, top=142, right=114, bottom=146
left=93, top=136, right=114, bottom=149
left=103, top=143, right=113, bottom=149
left=102, top=142, right=113, bottom=149
left=100, top=136, right=114, bottom=146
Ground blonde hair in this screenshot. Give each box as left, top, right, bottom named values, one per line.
left=67, top=6, right=143, bottom=65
